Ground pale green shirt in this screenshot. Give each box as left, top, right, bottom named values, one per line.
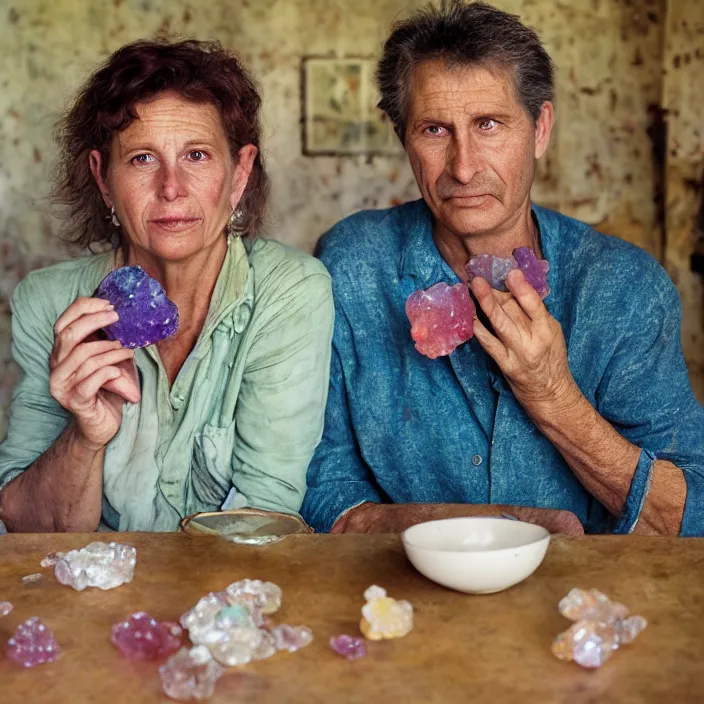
left=0, top=235, right=333, bottom=531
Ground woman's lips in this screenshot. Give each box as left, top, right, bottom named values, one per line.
left=149, top=217, right=201, bottom=232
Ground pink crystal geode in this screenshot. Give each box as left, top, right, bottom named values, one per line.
left=552, top=588, right=647, bottom=668
left=112, top=612, right=183, bottom=660
left=405, top=282, right=476, bottom=359
left=7, top=617, right=59, bottom=667
left=96, top=266, right=179, bottom=349
left=330, top=634, right=367, bottom=660
left=466, top=247, right=550, bottom=299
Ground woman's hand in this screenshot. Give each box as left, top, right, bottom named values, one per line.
left=49, top=297, right=141, bottom=450
left=471, top=269, right=580, bottom=414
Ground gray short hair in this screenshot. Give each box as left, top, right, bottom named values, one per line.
left=377, top=0, right=554, bottom=143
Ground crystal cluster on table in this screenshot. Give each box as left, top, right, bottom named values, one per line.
left=329, top=634, right=367, bottom=660
left=405, top=282, right=476, bottom=358
left=552, top=588, right=647, bottom=668
left=160, top=579, right=313, bottom=700
left=359, top=585, right=414, bottom=641
left=466, top=247, right=550, bottom=299
left=112, top=612, right=183, bottom=660
left=96, top=265, right=179, bottom=348
left=54, top=541, right=136, bottom=591
left=7, top=617, right=60, bottom=668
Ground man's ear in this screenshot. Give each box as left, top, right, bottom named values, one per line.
left=89, top=150, right=112, bottom=208
left=534, top=101, right=555, bottom=160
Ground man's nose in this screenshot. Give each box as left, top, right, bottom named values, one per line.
left=447, top=134, right=483, bottom=185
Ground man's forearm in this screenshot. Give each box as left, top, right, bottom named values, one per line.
left=0, top=423, right=105, bottom=532
left=524, top=383, right=685, bottom=535
left=332, top=502, right=584, bottom=535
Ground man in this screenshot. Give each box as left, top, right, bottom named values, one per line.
left=302, top=1, right=704, bottom=536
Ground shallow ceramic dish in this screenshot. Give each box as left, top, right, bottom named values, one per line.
left=180, top=509, right=312, bottom=545
left=402, top=516, right=550, bottom=594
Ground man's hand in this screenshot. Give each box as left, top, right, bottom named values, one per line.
left=471, top=269, right=578, bottom=413
left=331, top=503, right=584, bottom=535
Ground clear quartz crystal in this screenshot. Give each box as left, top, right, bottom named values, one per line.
left=225, top=579, right=282, bottom=615
left=159, top=646, right=225, bottom=701
left=272, top=625, right=313, bottom=653
left=553, top=588, right=647, bottom=668
left=0, top=601, right=13, bottom=617
left=54, top=542, right=136, bottom=591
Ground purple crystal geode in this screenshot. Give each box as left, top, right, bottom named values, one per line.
left=96, top=266, right=179, bottom=349
left=466, top=247, right=550, bottom=299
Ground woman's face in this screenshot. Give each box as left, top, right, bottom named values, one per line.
left=90, top=91, right=257, bottom=263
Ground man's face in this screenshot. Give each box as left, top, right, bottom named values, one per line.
left=404, top=60, right=553, bottom=239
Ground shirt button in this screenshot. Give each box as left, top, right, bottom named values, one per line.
left=471, top=454, right=483, bottom=466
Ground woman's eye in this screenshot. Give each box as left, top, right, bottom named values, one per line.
left=188, top=150, right=206, bottom=161
left=479, top=119, right=498, bottom=131
left=132, top=154, right=155, bottom=164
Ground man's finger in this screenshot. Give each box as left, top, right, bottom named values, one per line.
left=505, top=269, right=547, bottom=322
left=470, top=278, right=522, bottom=346
left=472, top=318, right=509, bottom=368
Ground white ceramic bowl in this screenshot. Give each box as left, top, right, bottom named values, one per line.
left=402, top=517, right=550, bottom=594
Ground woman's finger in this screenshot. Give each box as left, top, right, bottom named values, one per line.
left=66, top=347, right=135, bottom=389
left=53, top=309, right=120, bottom=364
left=54, top=297, right=114, bottom=335
left=72, top=365, right=123, bottom=406
left=50, top=339, right=123, bottom=374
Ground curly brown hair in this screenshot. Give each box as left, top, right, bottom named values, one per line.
left=53, top=38, right=269, bottom=248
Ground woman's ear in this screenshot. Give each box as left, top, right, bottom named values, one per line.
left=89, top=150, right=112, bottom=208
left=230, top=144, right=258, bottom=210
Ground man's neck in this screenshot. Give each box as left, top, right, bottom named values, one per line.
left=432, top=201, right=539, bottom=283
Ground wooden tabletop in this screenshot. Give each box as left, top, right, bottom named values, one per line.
left=1, top=532, right=703, bottom=703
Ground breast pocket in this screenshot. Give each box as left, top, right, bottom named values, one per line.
left=188, top=420, right=236, bottom=514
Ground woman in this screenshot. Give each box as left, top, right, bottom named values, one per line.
left=0, top=39, right=333, bottom=532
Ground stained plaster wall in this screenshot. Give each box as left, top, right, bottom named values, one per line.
left=0, top=0, right=700, bottom=438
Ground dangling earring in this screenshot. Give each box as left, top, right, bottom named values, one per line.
left=226, top=207, right=245, bottom=237
left=110, top=206, right=121, bottom=228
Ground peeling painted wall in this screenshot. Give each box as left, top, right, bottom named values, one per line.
left=0, top=0, right=701, bottom=438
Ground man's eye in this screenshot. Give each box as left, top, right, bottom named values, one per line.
left=425, top=125, right=446, bottom=136
left=479, top=119, right=498, bottom=130
left=188, top=150, right=207, bottom=161
left=132, top=154, right=155, bottom=164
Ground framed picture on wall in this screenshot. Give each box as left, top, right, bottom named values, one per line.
left=301, top=57, right=402, bottom=156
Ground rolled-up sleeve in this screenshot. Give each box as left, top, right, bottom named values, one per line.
left=301, top=304, right=383, bottom=533
left=595, top=268, right=704, bottom=535
left=0, top=277, right=70, bottom=491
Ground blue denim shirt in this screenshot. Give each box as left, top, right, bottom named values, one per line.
left=302, top=199, right=704, bottom=535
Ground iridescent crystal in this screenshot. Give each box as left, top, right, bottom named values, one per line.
left=405, top=282, right=476, bottom=359
left=466, top=247, right=550, bottom=299
left=180, top=592, right=232, bottom=646
left=0, top=601, right=13, bottom=617
left=112, top=612, right=182, bottom=660
left=54, top=541, right=136, bottom=591
left=272, top=625, right=313, bottom=653
left=7, top=617, right=59, bottom=667
left=360, top=585, right=413, bottom=640
left=96, top=265, right=179, bottom=349
left=330, top=634, right=367, bottom=660
left=225, top=579, right=282, bottom=615
left=553, top=588, right=647, bottom=668
left=159, top=646, right=225, bottom=701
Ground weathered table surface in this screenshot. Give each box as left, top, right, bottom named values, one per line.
left=1, top=533, right=703, bottom=703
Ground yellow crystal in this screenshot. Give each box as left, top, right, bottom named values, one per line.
left=360, top=585, right=413, bottom=641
